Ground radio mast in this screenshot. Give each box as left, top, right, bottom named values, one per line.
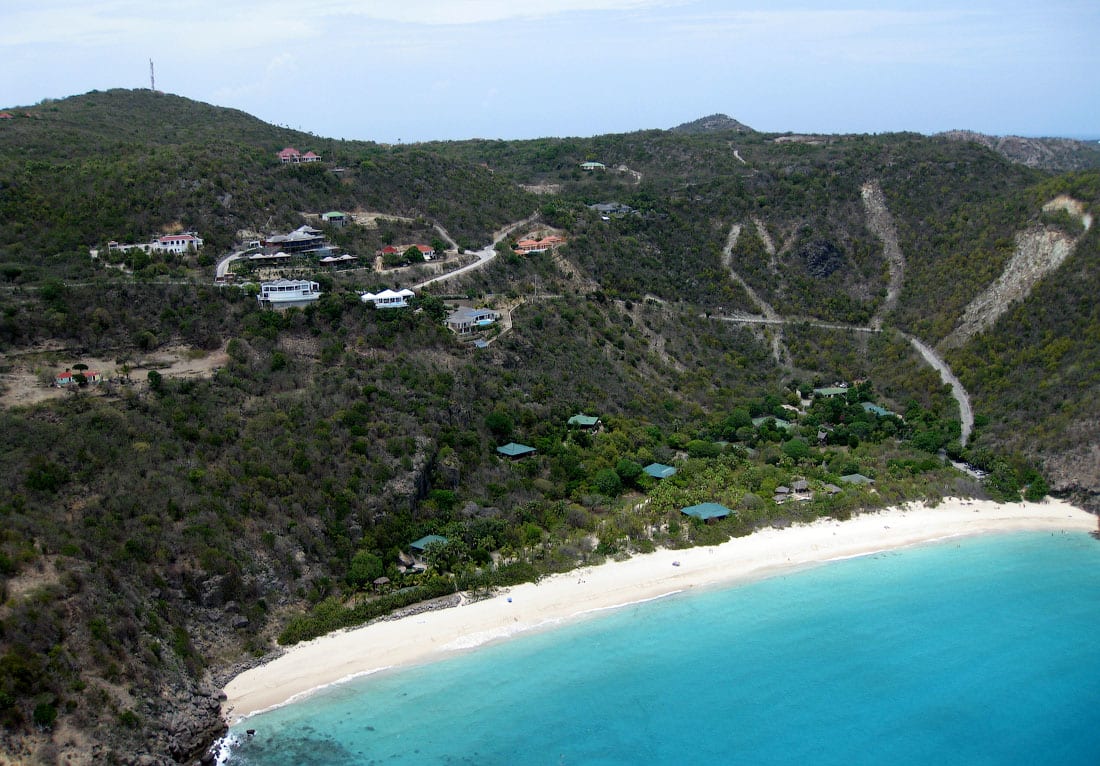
left=150, top=59, right=155, bottom=91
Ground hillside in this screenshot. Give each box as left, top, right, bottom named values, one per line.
left=0, top=92, right=1098, bottom=763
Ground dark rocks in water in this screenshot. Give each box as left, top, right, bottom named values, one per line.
left=795, top=239, right=846, bottom=278
left=163, top=688, right=228, bottom=763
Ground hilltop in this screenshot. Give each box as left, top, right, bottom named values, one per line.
left=0, top=90, right=1097, bottom=763
left=670, top=113, right=755, bottom=134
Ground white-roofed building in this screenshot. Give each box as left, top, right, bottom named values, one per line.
left=361, top=288, right=415, bottom=308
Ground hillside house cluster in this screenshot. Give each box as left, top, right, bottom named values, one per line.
left=262, top=225, right=329, bottom=255
left=243, top=224, right=361, bottom=271
left=515, top=235, right=565, bottom=254
left=277, top=147, right=321, bottom=164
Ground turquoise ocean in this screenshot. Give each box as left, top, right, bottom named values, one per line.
left=221, top=531, right=1100, bottom=765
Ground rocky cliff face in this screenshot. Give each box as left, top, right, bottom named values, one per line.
left=938, top=130, right=1100, bottom=171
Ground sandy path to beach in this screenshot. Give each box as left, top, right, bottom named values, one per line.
left=223, top=498, right=1095, bottom=721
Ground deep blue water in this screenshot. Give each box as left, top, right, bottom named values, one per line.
left=221, top=532, right=1100, bottom=765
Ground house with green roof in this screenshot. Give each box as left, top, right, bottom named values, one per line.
left=680, top=502, right=732, bottom=522
left=580, top=161, right=606, bottom=171
left=840, top=473, right=874, bottom=485
left=321, top=211, right=348, bottom=227
left=813, top=386, right=849, bottom=397
left=409, top=534, right=448, bottom=552
left=644, top=463, right=677, bottom=479
left=496, top=442, right=536, bottom=459
left=567, top=414, right=601, bottom=430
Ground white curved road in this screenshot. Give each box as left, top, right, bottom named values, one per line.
left=412, top=215, right=539, bottom=291
left=902, top=333, right=974, bottom=446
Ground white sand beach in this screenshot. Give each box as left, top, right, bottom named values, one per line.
left=222, top=498, right=1096, bottom=721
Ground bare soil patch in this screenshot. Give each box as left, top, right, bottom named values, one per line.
left=0, top=343, right=229, bottom=409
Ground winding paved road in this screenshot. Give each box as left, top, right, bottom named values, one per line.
left=412, top=215, right=539, bottom=291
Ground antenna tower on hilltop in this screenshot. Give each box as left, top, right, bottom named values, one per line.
left=149, top=59, right=155, bottom=91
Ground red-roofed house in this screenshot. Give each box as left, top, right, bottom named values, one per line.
left=0, top=112, right=13, bottom=120
left=278, top=147, right=301, bottom=164
left=55, top=369, right=102, bottom=387
left=515, top=235, right=566, bottom=254
left=301, top=151, right=321, bottom=163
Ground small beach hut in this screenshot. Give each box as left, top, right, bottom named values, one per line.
left=644, top=463, right=677, bottom=479
left=680, top=503, right=732, bottom=523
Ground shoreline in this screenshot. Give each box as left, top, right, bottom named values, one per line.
left=222, top=498, right=1096, bottom=721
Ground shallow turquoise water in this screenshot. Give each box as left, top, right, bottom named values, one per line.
left=222, top=531, right=1100, bottom=765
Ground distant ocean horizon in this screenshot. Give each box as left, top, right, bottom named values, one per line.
left=220, top=531, right=1100, bottom=765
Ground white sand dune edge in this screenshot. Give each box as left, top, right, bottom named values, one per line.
left=222, top=498, right=1096, bottom=721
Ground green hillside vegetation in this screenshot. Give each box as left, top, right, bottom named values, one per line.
left=0, top=90, right=1097, bottom=762
left=948, top=176, right=1100, bottom=494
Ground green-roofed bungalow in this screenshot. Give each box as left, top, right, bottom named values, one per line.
left=840, top=473, right=874, bottom=485
left=680, top=502, right=732, bottom=522
left=567, top=414, right=601, bottom=429
left=496, top=442, right=536, bottom=459
left=644, top=463, right=677, bottom=479
left=813, top=386, right=848, bottom=397
left=409, top=534, right=448, bottom=551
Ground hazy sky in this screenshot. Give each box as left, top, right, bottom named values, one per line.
left=3, top=1, right=1097, bottom=142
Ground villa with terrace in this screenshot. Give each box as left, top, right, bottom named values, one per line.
left=446, top=306, right=498, bottom=334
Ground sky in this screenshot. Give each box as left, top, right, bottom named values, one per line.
left=2, top=0, right=1098, bottom=143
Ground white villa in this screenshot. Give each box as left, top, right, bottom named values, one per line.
left=153, top=233, right=203, bottom=254
left=107, top=231, right=203, bottom=255
left=361, top=288, right=415, bottom=308
left=258, top=279, right=322, bottom=308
